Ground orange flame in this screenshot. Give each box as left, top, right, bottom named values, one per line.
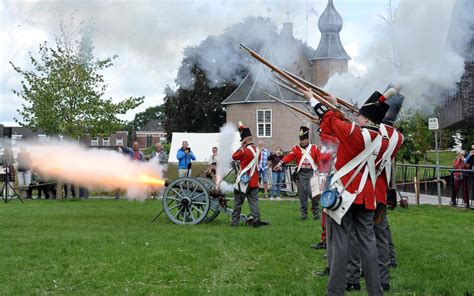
left=138, top=174, right=166, bottom=187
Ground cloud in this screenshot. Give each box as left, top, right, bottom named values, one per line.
left=1, top=0, right=389, bottom=125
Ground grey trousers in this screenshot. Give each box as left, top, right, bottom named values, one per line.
left=386, top=218, right=397, bottom=266
left=232, top=188, right=260, bottom=223
left=346, top=230, right=361, bottom=285
left=346, top=204, right=391, bottom=286
left=327, top=204, right=382, bottom=296
left=374, top=205, right=390, bottom=285
left=297, top=169, right=318, bottom=218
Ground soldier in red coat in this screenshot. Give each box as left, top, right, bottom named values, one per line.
left=306, top=87, right=396, bottom=296
left=275, top=126, right=326, bottom=220
left=231, top=122, right=261, bottom=227
left=345, top=91, right=404, bottom=293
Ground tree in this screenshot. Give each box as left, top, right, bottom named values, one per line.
left=162, top=17, right=277, bottom=137
left=396, top=111, right=432, bottom=163
left=130, top=105, right=165, bottom=131
left=10, top=22, right=144, bottom=139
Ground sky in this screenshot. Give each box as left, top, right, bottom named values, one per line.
left=1, top=0, right=460, bottom=127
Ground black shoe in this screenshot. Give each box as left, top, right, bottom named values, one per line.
left=345, top=283, right=361, bottom=292
left=230, top=221, right=239, bottom=227
left=360, top=270, right=365, bottom=278
left=310, top=242, right=326, bottom=250
left=314, top=214, right=320, bottom=220
left=316, top=267, right=330, bottom=277
left=381, top=283, right=390, bottom=292
left=389, top=262, right=398, bottom=268
left=301, top=216, right=308, bottom=221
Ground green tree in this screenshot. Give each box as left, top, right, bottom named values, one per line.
left=162, top=17, right=277, bottom=138
left=130, top=105, right=165, bottom=131
left=10, top=24, right=143, bottom=139
left=396, top=111, right=432, bottom=163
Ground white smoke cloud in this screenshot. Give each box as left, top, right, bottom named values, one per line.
left=324, top=0, right=471, bottom=108
left=216, top=122, right=237, bottom=190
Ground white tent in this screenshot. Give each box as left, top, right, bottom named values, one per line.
left=169, top=132, right=241, bottom=163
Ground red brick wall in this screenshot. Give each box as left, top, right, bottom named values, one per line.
left=312, top=59, right=349, bottom=87
left=226, top=102, right=320, bottom=152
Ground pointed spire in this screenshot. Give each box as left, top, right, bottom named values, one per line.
left=312, top=0, right=350, bottom=60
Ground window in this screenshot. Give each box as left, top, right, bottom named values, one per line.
left=91, top=137, right=98, bottom=146
left=116, top=138, right=123, bottom=146
left=37, top=134, right=50, bottom=142
left=102, top=137, right=110, bottom=146
left=256, top=109, right=272, bottom=137
left=146, top=135, right=153, bottom=148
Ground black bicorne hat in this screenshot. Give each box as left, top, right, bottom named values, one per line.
left=382, top=86, right=405, bottom=126
left=359, top=88, right=396, bottom=124
left=238, top=121, right=252, bottom=141
left=299, top=126, right=309, bottom=140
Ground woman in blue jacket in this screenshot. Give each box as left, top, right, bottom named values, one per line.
left=177, top=141, right=196, bottom=177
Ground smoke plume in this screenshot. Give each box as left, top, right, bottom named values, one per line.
left=16, top=141, right=164, bottom=200
left=324, top=0, right=473, bottom=108
left=216, top=122, right=237, bottom=192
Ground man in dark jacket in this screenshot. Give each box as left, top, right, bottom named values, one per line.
left=120, top=141, right=144, bottom=161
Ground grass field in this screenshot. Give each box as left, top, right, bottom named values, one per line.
left=1, top=199, right=473, bottom=295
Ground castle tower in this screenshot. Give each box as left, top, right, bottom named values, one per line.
left=311, top=0, right=350, bottom=86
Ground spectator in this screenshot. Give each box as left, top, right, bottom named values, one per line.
left=268, top=147, right=285, bottom=200
left=177, top=141, right=196, bottom=177
left=206, top=147, right=218, bottom=180
left=452, top=151, right=470, bottom=208
left=150, top=142, right=168, bottom=165
left=16, top=146, right=33, bottom=198
left=257, top=140, right=269, bottom=198
left=120, top=141, right=144, bottom=161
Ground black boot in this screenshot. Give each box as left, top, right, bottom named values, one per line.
left=345, top=283, right=361, bottom=292
left=310, top=242, right=326, bottom=249
left=381, top=283, right=390, bottom=292
left=316, top=267, right=330, bottom=277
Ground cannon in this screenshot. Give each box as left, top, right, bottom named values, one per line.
left=159, top=176, right=248, bottom=225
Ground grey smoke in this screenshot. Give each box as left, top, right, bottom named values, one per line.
left=324, top=0, right=472, bottom=108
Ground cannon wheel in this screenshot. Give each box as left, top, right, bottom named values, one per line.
left=196, top=177, right=221, bottom=223
left=162, top=177, right=210, bottom=225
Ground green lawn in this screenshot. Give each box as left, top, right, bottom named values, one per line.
left=1, top=199, right=473, bottom=295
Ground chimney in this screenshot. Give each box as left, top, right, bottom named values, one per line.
left=281, top=21, right=294, bottom=39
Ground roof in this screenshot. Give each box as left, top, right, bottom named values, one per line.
left=142, top=119, right=164, bottom=132
left=222, top=43, right=309, bottom=105
left=311, top=0, right=350, bottom=60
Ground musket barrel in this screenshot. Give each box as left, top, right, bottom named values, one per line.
left=281, top=68, right=359, bottom=113
left=261, top=91, right=319, bottom=121
left=239, top=43, right=341, bottom=114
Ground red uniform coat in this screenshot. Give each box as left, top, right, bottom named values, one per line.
left=320, top=110, right=384, bottom=210
left=375, top=125, right=404, bottom=204
left=281, top=144, right=326, bottom=170
left=232, top=143, right=259, bottom=188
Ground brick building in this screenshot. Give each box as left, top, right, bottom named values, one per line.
left=440, top=0, right=474, bottom=129
left=134, top=119, right=167, bottom=149
left=80, top=131, right=129, bottom=148
left=222, top=0, right=350, bottom=151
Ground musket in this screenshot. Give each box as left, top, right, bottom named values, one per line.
left=239, top=44, right=341, bottom=114
left=269, top=78, right=306, bottom=98
left=280, top=68, right=359, bottom=114
left=261, top=91, right=319, bottom=122
left=271, top=76, right=356, bottom=115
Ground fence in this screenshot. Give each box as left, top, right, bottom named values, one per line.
left=395, top=163, right=474, bottom=206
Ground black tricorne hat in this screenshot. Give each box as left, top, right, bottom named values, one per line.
left=359, top=88, right=396, bottom=124
left=299, top=126, right=309, bottom=140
